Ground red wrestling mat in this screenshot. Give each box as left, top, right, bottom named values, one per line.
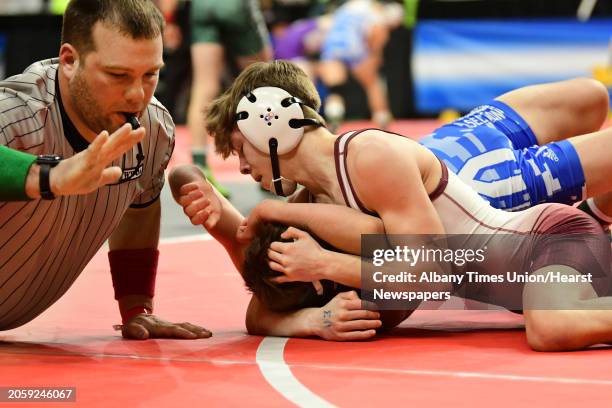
left=2, top=236, right=612, bottom=407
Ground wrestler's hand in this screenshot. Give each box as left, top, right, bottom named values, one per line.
left=268, top=227, right=327, bottom=283
left=177, top=181, right=222, bottom=230
left=32, top=124, right=145, bottom=198
left=314, top=291, right=381, bottom=341
left=121, top=314, right=212, bottom=340
left=236, top=199, right=284, bottom=243
left=169, top=165, right=222, bottom=229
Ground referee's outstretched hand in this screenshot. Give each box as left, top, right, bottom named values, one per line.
left=121, top=314, right=213, bottom=340
left=50, top=123, right=145, bottom=196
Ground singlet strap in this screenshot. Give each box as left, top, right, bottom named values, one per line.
left=334, top=129, right=449, bottom=215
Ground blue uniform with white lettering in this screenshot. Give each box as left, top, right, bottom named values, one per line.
left=320, top=0, right=381, bottom=67
left=420, top=101, right=585, bottom=211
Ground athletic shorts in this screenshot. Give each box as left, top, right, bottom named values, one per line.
left=190, top=0, right=269, bottom=56
left=320, top=25, right=368, bottom=67
left=320, top=3, right=376, bottom=67
left=420, top=100, right=586, bottom=211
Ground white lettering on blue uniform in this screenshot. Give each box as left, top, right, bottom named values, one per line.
left=420, top=105, right=564, bottom=211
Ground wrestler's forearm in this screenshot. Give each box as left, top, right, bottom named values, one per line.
left=169, top=164, right=246, bottom=269
left=321, top=250, right=362, bottom=288
left=207, top=200, right=247, bottom=271
left=245, top=295, right=317, bottom=337
left=262, top=201, right=384, bottom=255
left=209, top=232, right=245, bottom=263
left=322, top=249, right=451, bottom=294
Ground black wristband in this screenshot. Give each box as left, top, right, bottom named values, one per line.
left=36, top=155, right=62, bottom=200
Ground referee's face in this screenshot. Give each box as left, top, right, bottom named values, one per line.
left=70, top=22, right=164, bottom=135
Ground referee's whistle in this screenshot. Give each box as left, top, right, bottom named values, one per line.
left=127, top=115, right=141, bottom=130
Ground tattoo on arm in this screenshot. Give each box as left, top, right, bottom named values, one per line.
left=323, top=309, right=332, bottom=327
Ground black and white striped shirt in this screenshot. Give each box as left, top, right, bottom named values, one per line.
left=0, top=59, right=175, bottom=330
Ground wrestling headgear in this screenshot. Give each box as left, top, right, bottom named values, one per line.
left=235, top=87, right=322, bottom=196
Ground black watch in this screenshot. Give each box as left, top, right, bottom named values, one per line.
left=36, top=154, right=63, bottom=200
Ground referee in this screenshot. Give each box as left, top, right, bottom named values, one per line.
left=0, top=0, right=211, bottom=340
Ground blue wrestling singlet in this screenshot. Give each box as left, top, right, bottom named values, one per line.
left=420, top=101, right=586, bottom=211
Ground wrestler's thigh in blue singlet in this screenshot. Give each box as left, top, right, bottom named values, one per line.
left=420, top=101, right=585, bottom=211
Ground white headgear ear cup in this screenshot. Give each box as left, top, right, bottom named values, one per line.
left=235, top=87, right=306, bottom=155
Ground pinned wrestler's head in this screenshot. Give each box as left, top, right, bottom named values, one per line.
left=242, top=222, right=344, bottom=312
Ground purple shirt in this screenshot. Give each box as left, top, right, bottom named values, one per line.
left=273, top=18, right=318, bottom=60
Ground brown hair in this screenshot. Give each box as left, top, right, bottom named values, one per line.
left=242, top=222, right=344, bottom=312
left=206, top=60, right=326, bottom=159
left=61, top=0, right=164, bottom=58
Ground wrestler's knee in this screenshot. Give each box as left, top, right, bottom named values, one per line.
left=575, top=78, right=610, bottom=112
left=524, top=309, right=583, bottom=352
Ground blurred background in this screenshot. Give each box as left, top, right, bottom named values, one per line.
left=1, top=0, right=611, bottom=122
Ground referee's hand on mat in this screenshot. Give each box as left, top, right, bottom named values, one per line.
left=49, top=123, right=145, bottom=196
left=121, top=314, right=213, bottom=340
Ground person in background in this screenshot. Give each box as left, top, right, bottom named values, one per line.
left=186, top=0, right=273, bottom=198
left=318, top=0, right=404, bottom=130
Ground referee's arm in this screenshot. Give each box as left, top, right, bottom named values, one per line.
left=108, top=198, right=161, bottom=316
left=1, top=124, right=144, bottom=201
left=109, top=198, right=161, bottom=249
left=107, top=198, right=211, bottom=339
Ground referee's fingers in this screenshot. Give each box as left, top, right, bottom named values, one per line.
left=147, top=323, right=197, bottom=339
left=88, top=130, right=109, bottom=156
left=122, top=321, right=150, bottom=340
left=100, top=125, right=145, bottom=162
left=87, top=126, right=124, bottom=162
left=112, top=128, right=145, bottom=157
left=179, top=182, right=200, bottom=196
left=176, top=322, right=212, bottom=338
left=100, top=167, right=123, bottom=185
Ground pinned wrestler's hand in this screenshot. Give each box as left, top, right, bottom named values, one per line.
left=46, top=124, right=145, bottom=197
left=178, top=182, right=222, bottom=229
left=315, top=291, right=381, bottom=341
left=121, top=314, right=212, bottom=340
left=268, top=227, right=327, bottom=284
left=169, top=165, right=222, bottom=230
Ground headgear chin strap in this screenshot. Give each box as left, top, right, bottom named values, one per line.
left=268, top=139, right=284, bottom=196
left=235, top=86, right=322, bottom=196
